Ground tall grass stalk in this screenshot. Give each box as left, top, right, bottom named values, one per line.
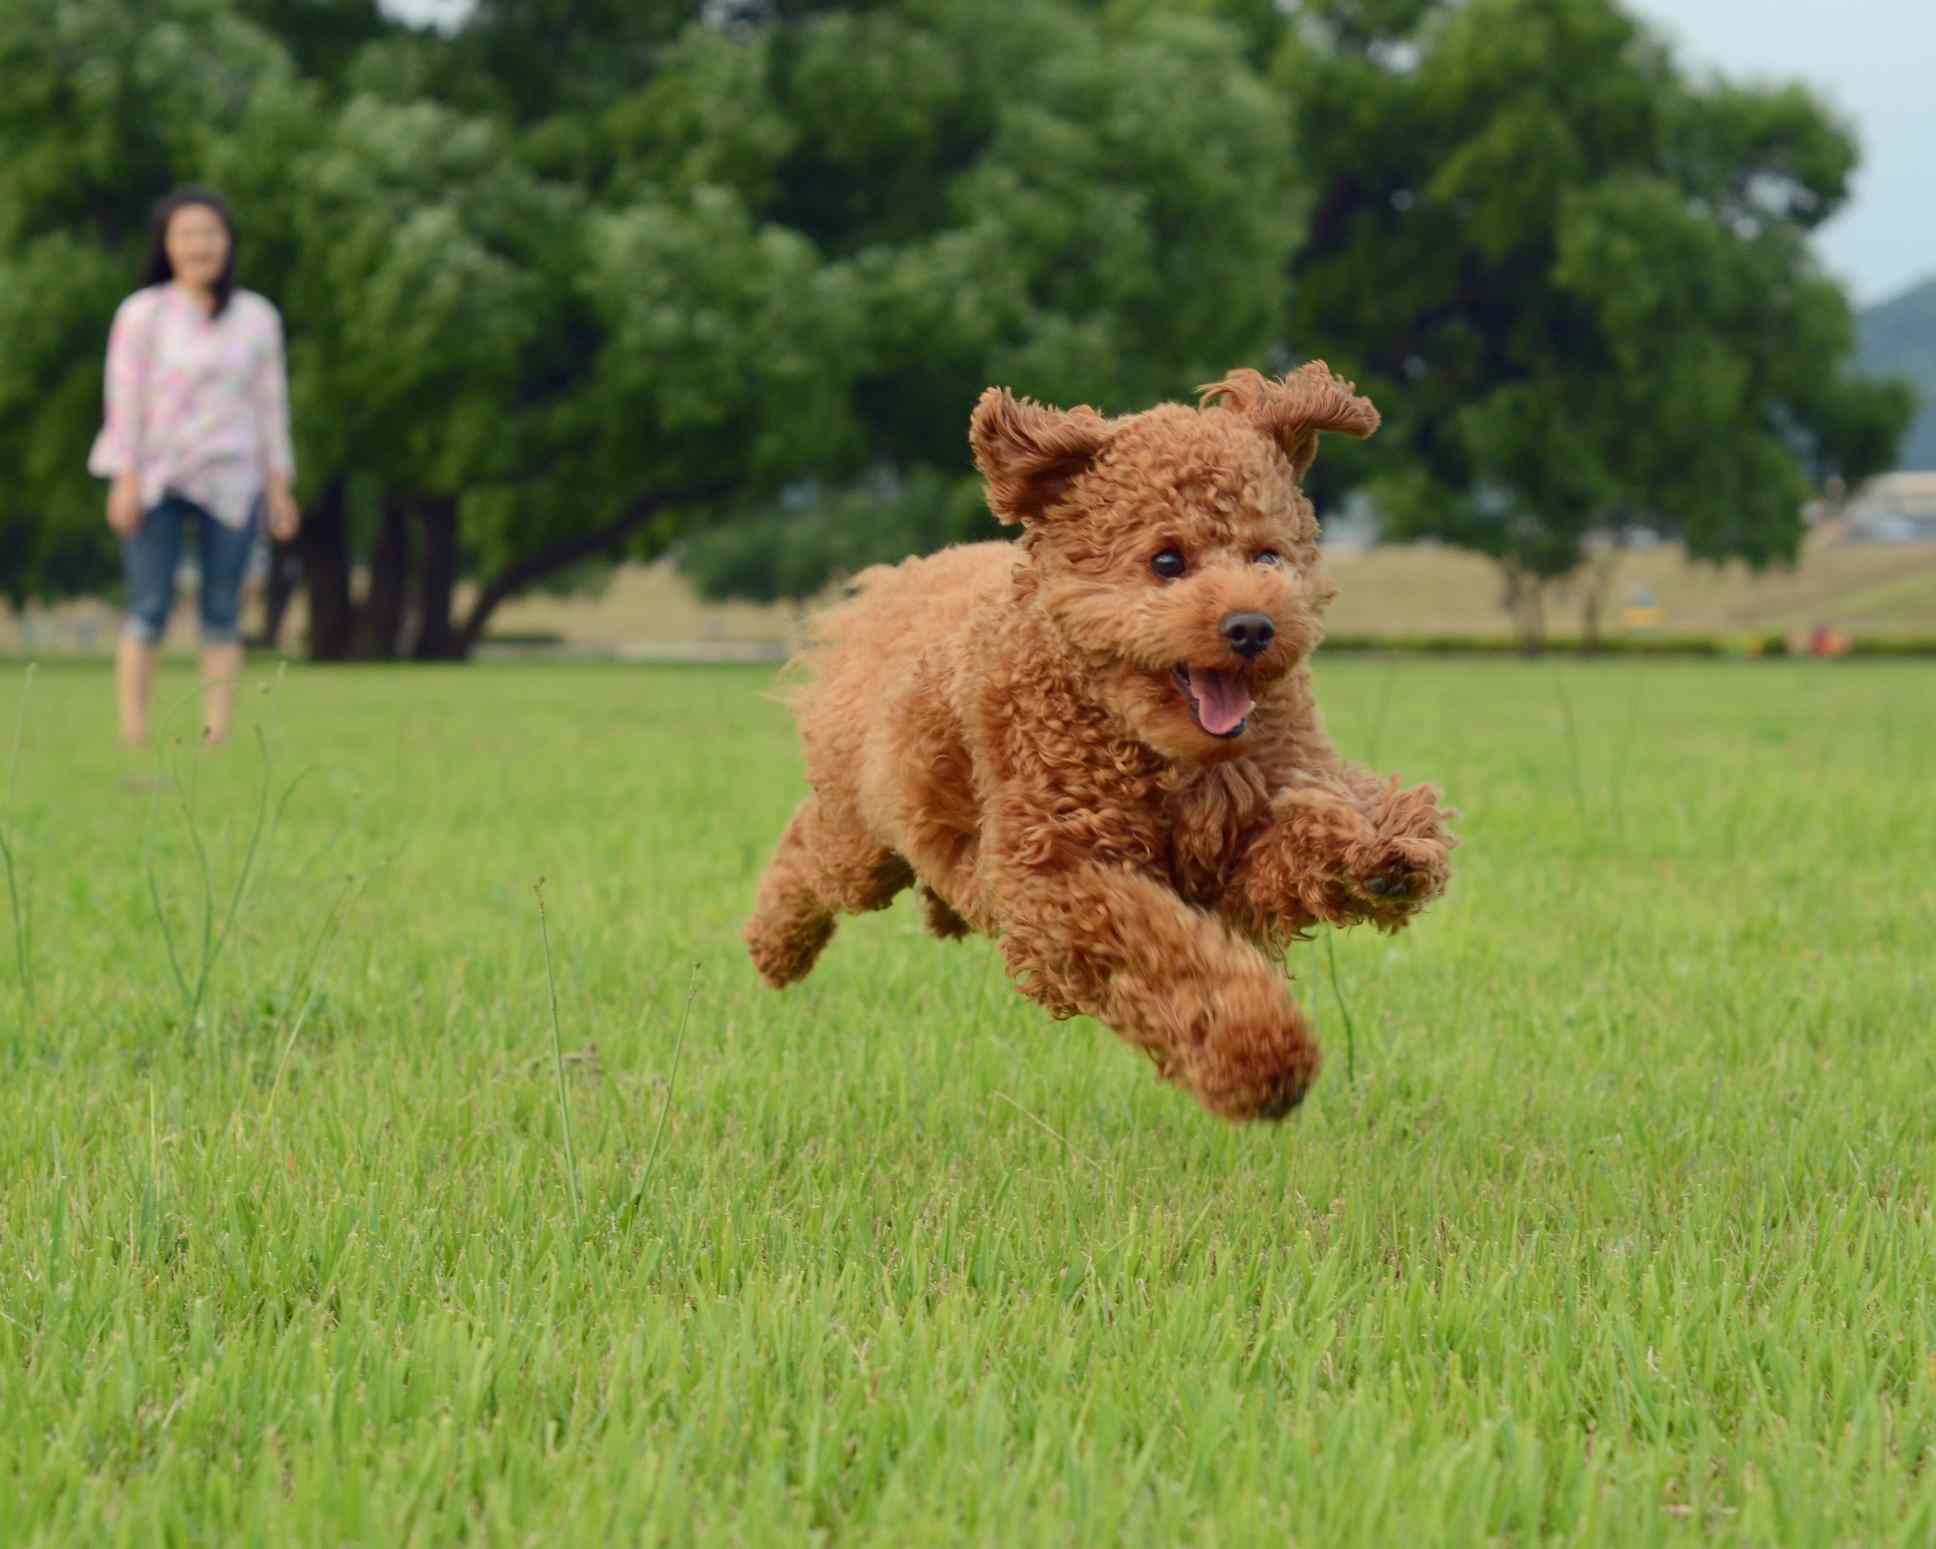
left=533, top=878, right=583, bottom=1232
left=1608, top=661, right=1647, bottom=838
left=140, top=678, right=221, bottom=1011
left=1362, top=653, right=1400, bottom=766
left=146, top=718, right=292, bottom=1032
left=260, top=872, right=360, bottom=1128
left=1323, top=928, right=1359, bottom=1087
left=2, top=664, right=36, bottom=1019
left=625, top=963, right=700, bottom=1221
left=190, top=727, right=278, bottom=1022
left=1550, top=663, right=1588, bottom=824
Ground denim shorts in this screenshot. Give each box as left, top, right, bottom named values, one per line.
left=121, top=494, right=259, bottom=646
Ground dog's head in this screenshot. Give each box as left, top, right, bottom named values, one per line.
left=971, top=363, right=1378, bottom=763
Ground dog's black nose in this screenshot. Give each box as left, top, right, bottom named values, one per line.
left=1221, top=611, right=1275, bottom=659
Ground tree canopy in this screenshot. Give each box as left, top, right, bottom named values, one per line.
left=1275, top=0, right=1917, bottom=638
left=0, top=0, right=1916, bottom=650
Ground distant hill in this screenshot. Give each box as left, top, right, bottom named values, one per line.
left=1858, top=274, right=1936, bottom=471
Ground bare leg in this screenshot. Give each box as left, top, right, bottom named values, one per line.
left=745, top=792, right=913, bottom=987
left=200, top=642, right=243, bottom=745
left=997, top=865, right=1321, bottom=1121
left=116, top=636, right=158, bottom=748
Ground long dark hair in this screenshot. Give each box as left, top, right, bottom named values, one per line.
left=140, top=186, right=238, bottom=317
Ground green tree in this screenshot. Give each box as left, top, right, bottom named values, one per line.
left=0, top=0, right=295, bottom=612
left=0, top=0, right=873, bottom=658
left=232, top=0, right=394, bottom=88
left=14, top=0, right=1906, bottom=658
left=410, top=0, right=692, bottom=124
left=1277, top=0, right=1916, bottom=644
left=679, top=468, right=990, bottom=613
left=667, top=0, right=1301, bottom=605
left=210, top=84, right=571, bottom=657
left=2, top=0, right=1297, bottom=654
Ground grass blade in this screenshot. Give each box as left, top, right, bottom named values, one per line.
left=260, top=873, right=359, bottom=1128
left=2, top=664, right=36, bottom=1019
left=1550, top=663, right=1588, bottom=824
left=625, top=964, right=699, bottom=1223
left=1324, top=928, right=1359, bottom=1088
left=534, top=878, right=583, bottom=1232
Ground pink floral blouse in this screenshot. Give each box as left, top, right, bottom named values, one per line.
left=88, top=285, right=296, bottom=530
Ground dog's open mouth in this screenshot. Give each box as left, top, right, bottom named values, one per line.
left=1172, top=665, right=1253, bottom=739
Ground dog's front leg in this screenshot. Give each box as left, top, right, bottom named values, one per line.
left=995, top=865, right=1322, bottom=1120
left=1228, top=779, right=1454, bottom=938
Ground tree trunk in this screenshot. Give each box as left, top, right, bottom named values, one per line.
left=1580, top=584, right=1604, bottom=652
left=454, top=478, right=736, bottom=659
left=412, top=495, right=462, bottom=660
left=297, top=475, right=355, bottom=661
left=1577, top=541, right=1623, bottom=653
left=1502, top=562, right=1547, bottom=655
left=355, top=490, right=413, bottom=660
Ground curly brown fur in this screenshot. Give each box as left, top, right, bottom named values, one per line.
left=744, top=362, right=1457, bottom=1121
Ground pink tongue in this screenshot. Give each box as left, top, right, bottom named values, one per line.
left=1187, top=668, right=1253, bottom=735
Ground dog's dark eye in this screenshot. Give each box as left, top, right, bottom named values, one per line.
left=1254, top=550, right=1282, bottom=568
left=1150, top=550, right=1186, bottom=580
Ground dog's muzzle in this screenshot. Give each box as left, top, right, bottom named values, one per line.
left=1220, top=611, right=1275, bottom=660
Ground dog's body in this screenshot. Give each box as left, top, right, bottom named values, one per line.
left=746, top=366, right=1455, bottom=1120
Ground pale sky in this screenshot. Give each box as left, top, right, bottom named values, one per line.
left=1625, top=0, right=1934, bottom=304
left=380, top=0, right=1934, bottom=306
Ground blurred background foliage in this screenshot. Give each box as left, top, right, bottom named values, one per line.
left=0, top=0, right=1920, bottom=655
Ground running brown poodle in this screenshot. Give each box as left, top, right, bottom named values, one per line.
left=745, top=364, right=1455, bottom=1120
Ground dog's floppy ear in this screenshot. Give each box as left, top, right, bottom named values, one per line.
left=1198, top=362, right=1379, bottom=482
left=970, top=387, right=1110, bottom=525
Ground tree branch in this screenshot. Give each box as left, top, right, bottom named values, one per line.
left=455, top=478, right=740, bottom=655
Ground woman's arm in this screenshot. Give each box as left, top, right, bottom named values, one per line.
left=90, top=295, right=149, bottom=534
left=251, top=304, right=299, bottom=538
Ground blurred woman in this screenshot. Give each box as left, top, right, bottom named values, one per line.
left=89, top=187, right=300, bottom=747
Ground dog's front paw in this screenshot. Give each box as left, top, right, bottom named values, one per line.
left=1343, top=784, right=1455, bottom=926
left=1344, top=837, right=1448, bottom=922
left=1166, top=992, right=1322, bottom=1122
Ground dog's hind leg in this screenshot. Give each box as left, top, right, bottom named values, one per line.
left=745, top=793, right=913, bottom=987
left=919, top=885, right=972, bottom=941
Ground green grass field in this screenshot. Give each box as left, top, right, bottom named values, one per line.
left=1, top=658, right=1932, bottom=1546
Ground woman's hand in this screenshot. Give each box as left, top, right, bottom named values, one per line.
left=266, top=478, right=300, bottom=542
left=107, top=473, right=143, bottom=536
